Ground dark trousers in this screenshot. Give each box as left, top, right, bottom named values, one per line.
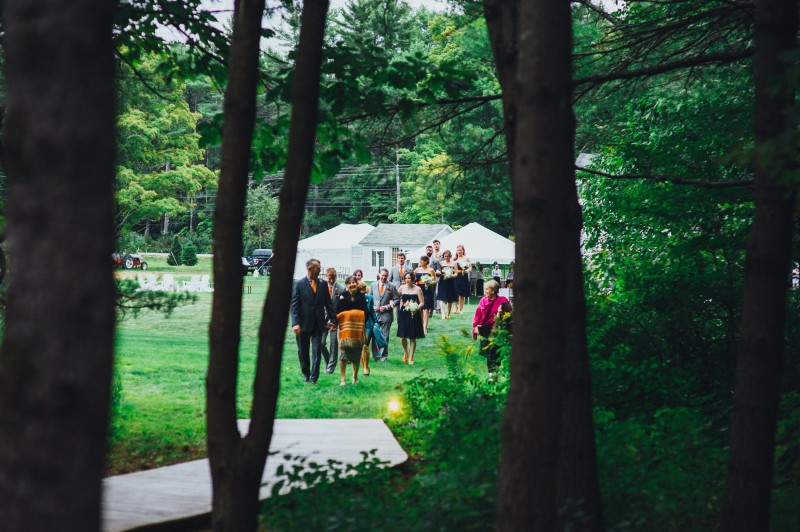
left=296, top=328, right=324, bottom=382
left=321, top=327, right=338, bottom=372
left=377, top=319, right=393, bottom=358
left=479, top=335, right=500, bottom=373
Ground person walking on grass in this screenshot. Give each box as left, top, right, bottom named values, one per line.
left=321, top=267, right=344, bottom=374
left=334, top=276, right=368, bottom=385
left=472, top=280, right=512, bottom=378
left=388, top=252, right=407, bottom=287
left=290, top=259, right=336, bottom=384
left=397, top=272, right=425, bottom=365
left=370, top=268, right=400, bottom=362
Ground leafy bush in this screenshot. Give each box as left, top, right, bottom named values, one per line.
left=180, top=241, right=198, bottom=266
left=166, top=237, right=182, bottom=266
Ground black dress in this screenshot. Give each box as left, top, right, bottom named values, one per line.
left=415, top=271, right=436, bottom=311
left=436, top=264, right=458, bottom=303
left=397, top=293, right=425, bottom=339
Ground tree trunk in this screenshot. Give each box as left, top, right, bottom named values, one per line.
left=490, top=0, right=603, bottom=530
left=206, top=0, right=329, bottom=529
left=0, top=1, right=116, bottom=530
left=496, top=0, right=589, bottom=529
left=163, top=214, right=170, bottom=235
left=721, top=0, right=798, bottom=528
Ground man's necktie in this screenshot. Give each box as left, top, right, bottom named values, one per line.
left=380, top=283, right=385, bottom=295
left=399, top=267, right=403, bottom=277
left=329, top=285, right=333, bottom=297
left=310, top=278, right=316, bottom=293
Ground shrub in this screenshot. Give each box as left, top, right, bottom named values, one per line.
left=166, top=237, right=182, bottom=266
left=180, top=241, right=198, bottom=266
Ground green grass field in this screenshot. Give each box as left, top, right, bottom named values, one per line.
left=110, top=261, right=487, bottom=473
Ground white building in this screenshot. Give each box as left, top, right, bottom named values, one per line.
left=355, top=223, right=453, bottom=280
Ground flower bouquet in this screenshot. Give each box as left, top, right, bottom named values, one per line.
left=457, top=260, right=471, bottom=273
left=403, top=300, right=421, bottom=315
left=420, top=274, right=436, bottom=288
left=441, top=267, right=456, bottom=279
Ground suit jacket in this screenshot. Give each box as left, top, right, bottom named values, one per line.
left=290, top=276, right=336, bottom=333
left=388, top=264, right=409, bottom=286
left=324, top=282, right=345, bottom=320
left=370, top=281, right=400, bottom=324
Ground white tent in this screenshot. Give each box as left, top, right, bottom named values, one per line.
left=406, top=222, right=515, bottom=266
left=293, top=223, right=375, bottom=278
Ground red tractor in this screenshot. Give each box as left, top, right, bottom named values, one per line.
left=112, top=253, right=148, bottom=270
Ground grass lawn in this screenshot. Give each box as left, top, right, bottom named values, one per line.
left=110, top=267, right=487, bottom=474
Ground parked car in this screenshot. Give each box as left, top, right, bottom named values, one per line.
left=248, top=248, right=273, bottom=276
left=241, top=257, right=251, bottom=277
left=113, top=252, right=148, bottom=270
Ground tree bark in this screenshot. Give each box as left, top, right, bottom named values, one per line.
left=0, top=1, right=116, bottom=530
left=206, top=0, right=329, bottom=530
left=495, top=0, right=599, bottom=529
left=721, top=0, right=798, bottom=529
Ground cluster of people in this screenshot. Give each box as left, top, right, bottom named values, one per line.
left=289, top=246, right=513, bottom=385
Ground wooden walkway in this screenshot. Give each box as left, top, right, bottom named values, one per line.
left=102, top=419, right=408, bottom=531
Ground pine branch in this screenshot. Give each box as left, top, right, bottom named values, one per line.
left=575, top=165, right=754, bottom=188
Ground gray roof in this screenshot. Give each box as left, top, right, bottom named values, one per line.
left=359, top=224, right=453, bottom=246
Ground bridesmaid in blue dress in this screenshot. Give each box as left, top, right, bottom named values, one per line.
left=435, top=249, right=458, bottom=319
left=414, top=255, right=437, bottom=335
left=453, top=244, right=473, bottom=314
left=396, top=272, right=425, bottom=364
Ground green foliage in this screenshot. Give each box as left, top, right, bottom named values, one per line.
left=180, top=241, right=199, bottom=266
left=115, top=279, right=196, bottom=321
left=166, top=237, right=182, bottom=266
left=243, top=185, right=279, bottom=250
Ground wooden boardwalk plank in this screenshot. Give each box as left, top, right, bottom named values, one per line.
left=102, top=419, right=407, bottom=532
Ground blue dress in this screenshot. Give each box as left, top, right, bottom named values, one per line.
left=436, top=264, right=458, bottom=303
left=397, top=294, right=425, bottom=339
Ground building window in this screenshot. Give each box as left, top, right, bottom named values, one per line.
left=372, top=250, right=384, bottom=268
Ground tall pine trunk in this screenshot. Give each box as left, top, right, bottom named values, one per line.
left=0, top=1, right=116, bottom=530
left=721, top=0, right=798, bottom=528
left=206, top=0, right=329, bottom=529
left=495, top=0, right=602, bottom=528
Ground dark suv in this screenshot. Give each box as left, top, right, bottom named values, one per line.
left=248, top=248, right=273, bottom=276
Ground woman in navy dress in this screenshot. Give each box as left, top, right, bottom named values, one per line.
left=435, top=249, right=458, bottom=319
left=453, top=244, right=472, bottom=314
left=397, top=272, right=425, bottom=364
left=414, top=255, right=437, bottom=335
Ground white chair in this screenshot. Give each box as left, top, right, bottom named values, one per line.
left=137, top=272, right=150, bottom=291
left=181, top=275, right=202, bottom=292
left=198, top=274, right=214, bottom=292
left=162, top=274, right=178, bottom=292
left=143, top=273, right=163, bottom=291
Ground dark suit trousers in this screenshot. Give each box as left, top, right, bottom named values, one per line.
left=296, top=326, right=324, bottom=381
left=321, top=327, right=339, bottom=372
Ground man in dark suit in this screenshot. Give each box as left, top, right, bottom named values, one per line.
left=290, top=258, right=336, bottom=384
left=320, top=267, right=344, bottom=374
left=369, top=267, right=400, bottom=362
left=388, top=252, right=407, bottom=287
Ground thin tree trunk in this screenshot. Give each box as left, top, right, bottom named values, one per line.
left=721, top=0, right=798, bottom=528
left=206, top=0, right=329, bottom=529
left=496, top=0, right=576, bottom=528
left=0, top=1, right=116, bottom=530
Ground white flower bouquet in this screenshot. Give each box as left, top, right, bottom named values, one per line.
left=441, top=267, right=456, bottom=279
left=403, top=300, right=421, bottom=315
left=420, top=274, right=436, bottom=288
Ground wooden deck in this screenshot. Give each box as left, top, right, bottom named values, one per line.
left=102, top=419, right=408, bottom=531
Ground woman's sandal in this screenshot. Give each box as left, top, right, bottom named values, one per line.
left=363, top=370, right=370, bottom=376
left=340, top=380, right=346, bottom=386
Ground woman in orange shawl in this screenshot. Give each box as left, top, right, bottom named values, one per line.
left=334, top=275, right=368, bottom=385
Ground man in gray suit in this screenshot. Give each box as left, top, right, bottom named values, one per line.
left=388, top=252, right=408, bottom=287
left=370, top=267, right=400, bottom=361
left=321, top=267, right=344, bottom=373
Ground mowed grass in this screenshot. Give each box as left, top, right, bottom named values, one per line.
left=110, top=270, right=486, bottom=474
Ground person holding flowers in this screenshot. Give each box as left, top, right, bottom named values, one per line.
left=414, top=255, right=437, bottom=335
left=397, top=272, right=425, bottom=364
left=453, top=244, right=473, bottom=314
left=435, top=249, right=458, bottom=319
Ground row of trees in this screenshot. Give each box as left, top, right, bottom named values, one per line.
left=0, top=0, right=797, bottom=530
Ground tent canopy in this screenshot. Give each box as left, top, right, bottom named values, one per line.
left=406, top=222, right=515, bottom=265
left=293, top=223, right=375, bottom=278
